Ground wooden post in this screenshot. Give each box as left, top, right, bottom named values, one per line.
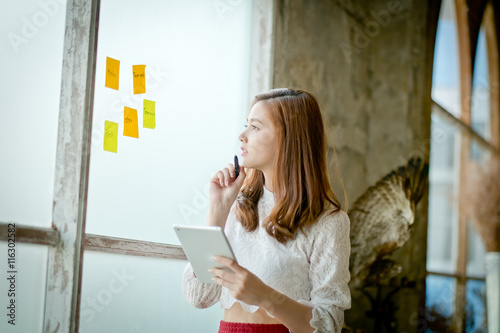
left=455, top=0, right=472, bottom=330
left=484, top=3, right=500, bottom=149
left=43, top=0, right=99, bottom=332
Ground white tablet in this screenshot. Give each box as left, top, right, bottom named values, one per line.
left=173, top=225, right=237, bottom=284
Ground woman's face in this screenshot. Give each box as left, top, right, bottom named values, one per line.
left=238, top=101, right=278, bottom=174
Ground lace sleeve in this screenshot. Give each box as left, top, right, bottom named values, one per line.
left=182, top=263, right=222, bottom=309
left=299, top=210, right=351, bottom=333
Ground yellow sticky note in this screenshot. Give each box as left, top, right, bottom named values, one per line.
left=103, top=121, right=118, bottom=153
left=143, top=99, right=156, bottom=129
left=132, top=65, right=146, bottom=94
left=123, top=107, right=139, bottom=138
left=105, top=57, right=120, bottom=90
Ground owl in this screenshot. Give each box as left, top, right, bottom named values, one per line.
left=348, top=157, right=429, bottom=288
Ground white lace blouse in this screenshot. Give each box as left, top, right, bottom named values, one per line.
left=182, top=186, right=351, bottom=332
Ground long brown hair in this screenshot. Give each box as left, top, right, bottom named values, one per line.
left=235, top=88, right=344, bottom=243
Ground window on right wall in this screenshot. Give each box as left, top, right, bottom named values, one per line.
left=426, top=0, right=499, bottom=332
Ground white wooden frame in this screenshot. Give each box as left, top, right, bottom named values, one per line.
left=42, top=0, right=100, bottom=331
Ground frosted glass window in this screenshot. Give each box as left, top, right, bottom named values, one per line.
left=427, top=113, right=460, bottom=274
left=85, top=0, right=253, bottom=244
left=432, top=0, right=461, bottom=117
left=0, top=242, right=48, bottom=333
left=79, top=252, right=222, bottom=332
left=0, top=1, right=66, bottom=227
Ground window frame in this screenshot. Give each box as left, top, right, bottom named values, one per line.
left=427, top=0, right=500, bottom=331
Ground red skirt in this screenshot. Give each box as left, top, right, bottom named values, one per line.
left=218, top=320, right=289, bottom=333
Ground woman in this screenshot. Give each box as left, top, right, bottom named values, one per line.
left=182, top=88, right=351, bottom=333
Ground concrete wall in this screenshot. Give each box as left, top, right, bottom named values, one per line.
left=270, top=0, right=436, bottom=331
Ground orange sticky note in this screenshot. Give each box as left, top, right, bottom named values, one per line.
left=105, top=57, right=120, bottom=90
left=103, top=121, right=118, bottom=153
left=123, top=107, right=139, bottom=138
left=143, top=99, right=156, bottom=129
left=132, top=65, right=146, bottom=94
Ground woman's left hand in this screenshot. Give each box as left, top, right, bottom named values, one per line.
left=209, top=256, right=271, bottom=307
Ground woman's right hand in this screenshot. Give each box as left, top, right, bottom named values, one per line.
left=208, top=163, right=246, bottom=211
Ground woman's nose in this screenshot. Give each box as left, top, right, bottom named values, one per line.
left=238, top=130, right=247, bottom=143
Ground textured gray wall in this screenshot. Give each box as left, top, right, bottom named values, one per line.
left=271, top=0, right=435, bottom=331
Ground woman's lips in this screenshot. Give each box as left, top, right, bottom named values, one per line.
left=241, top=148, right=248, bottom=155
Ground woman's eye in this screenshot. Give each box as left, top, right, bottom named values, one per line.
left=243, top=124, right=258, bottom=130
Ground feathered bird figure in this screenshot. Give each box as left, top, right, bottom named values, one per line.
left=348, top=157, right=429, bottom=288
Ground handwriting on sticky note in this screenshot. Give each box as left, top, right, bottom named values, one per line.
left=132, top=65, right=146, bottom=94
left=143, top=99, right=156, bottom=129
left=123, top=107, right=139, bottom=138
left=103, top=121, right=118, bottom=153
left=105, top=57, right=120, bottom=90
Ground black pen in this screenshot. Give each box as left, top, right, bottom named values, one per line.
left=234, top=155, right=239, bottom=179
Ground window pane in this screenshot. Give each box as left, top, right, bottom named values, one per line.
left=471, top=27, right=490, bottom=141
left=432, top=0, right=461, bottom=117
left=465, top=279, right=487, bottom=332
left=466, top=223, right=486, bottom=278
left=465, top=128, right=490, bottom=277
left=0, top=1, right=66, bottom=227
left=79, top=252, right=223, bottom=332
left=427, top=112, right=460, bottom=274
left=470, top=25, right=492, bottom=163
left=0, top=242, right=48, bottom=333
left=425, top=274, right=456, bottom=329
left=85, top=0, right=253, bottom=244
